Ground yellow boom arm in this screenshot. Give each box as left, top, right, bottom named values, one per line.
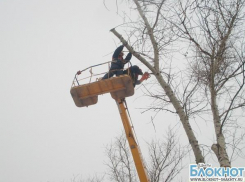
left=116, top=99, right=150, bottom=182
left=71, top=72, right=150, bottom=181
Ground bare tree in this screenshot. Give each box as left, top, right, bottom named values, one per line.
left=105, top=134, right=137, bottom=182
left=68, top=129, right=186, bottom=182
left=147, top=129, right=187, bottom=182
left=109, top=0, right=205, bottom=164
left=105, top=0, right=245, bottom=167
left=171, top=0, right=245, bottom=167
left=105, top=130, right=186, bottom=182
left=70, top=174, right=105, bottom=182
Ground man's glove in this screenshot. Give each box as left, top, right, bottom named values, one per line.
left=140, top=72, right=150, bottom=82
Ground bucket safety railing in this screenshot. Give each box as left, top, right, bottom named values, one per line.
left=71, top=61, right=131, bottom=88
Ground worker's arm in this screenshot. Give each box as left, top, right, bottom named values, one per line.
left=124, top=52, right=132, bottom=63
left=112, top=45, right=124, bottom=59
left=135, top=80, right=141, bottom=85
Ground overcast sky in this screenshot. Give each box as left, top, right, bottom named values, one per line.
left=0, top=1, right=158, bottom=181
left=0, top=1, right=244, bottom=182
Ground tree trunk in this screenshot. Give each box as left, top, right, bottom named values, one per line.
left=210, top=87, right=231, bottom=167
left=155, top=75, right=205, bottom=164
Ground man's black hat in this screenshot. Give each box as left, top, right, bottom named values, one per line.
left=131, top=65, right=143, bottom=75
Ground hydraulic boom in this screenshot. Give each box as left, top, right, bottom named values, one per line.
left=116, top=99, right=150, bottom=182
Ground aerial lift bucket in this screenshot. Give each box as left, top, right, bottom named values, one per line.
left=70, top=75, right=134, bottom=107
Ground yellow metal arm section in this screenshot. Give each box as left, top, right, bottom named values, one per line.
left=116, top=99, right=150, bottom=182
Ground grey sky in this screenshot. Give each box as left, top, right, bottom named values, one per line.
left=0, top=1, right=121, bottom=181
left=0, top=1, right=157, bottom=181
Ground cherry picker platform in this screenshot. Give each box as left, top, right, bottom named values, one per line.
left=70, top=74, right=134, bottom=107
